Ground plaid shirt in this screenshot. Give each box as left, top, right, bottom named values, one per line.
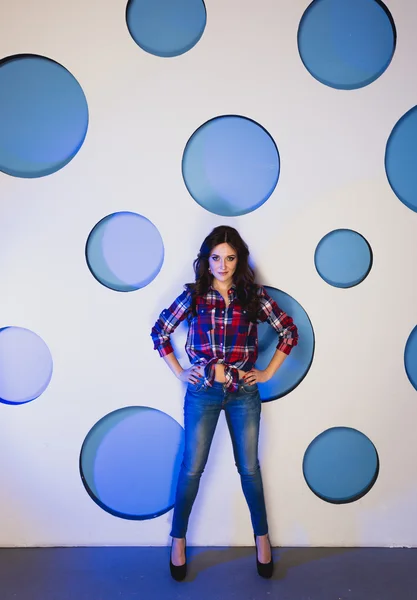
left=151, top=284, right=298, bottom=392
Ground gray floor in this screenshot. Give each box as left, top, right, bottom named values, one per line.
left=0, top=546, right=415, bottom=600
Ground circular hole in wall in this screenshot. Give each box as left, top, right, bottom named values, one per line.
left=86, top=212, right=164, bottom=292
left=298, top=0, right=396, bottom=89
left=126, top=0, right=207, bottom=57
left=182, top=115, right=280, bottom=216
left=303, top=427, right=379, bottom=503
left=314, top=229, right=372, bottom=288
left=80, top=406, right=185, bottom=519
left=0, top=327, right=53, bottom=405
left=256, top=286, right=315, bottom=402
left=385, top=105, right=417, bottom=213
left=0, top=54, right=88, bottom=178
left=404, top=326, right=417, bottom=391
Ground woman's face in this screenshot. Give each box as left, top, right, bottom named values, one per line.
left=208, top=243, right=238, bottom=287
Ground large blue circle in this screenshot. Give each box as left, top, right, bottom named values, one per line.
left=0, top=54, right=88, bottom=178
left=0, top=327, right=53, bottom=405
left=126, top=0, right=206, bottom=57
left=315, top=229, right=372, bottom=288
left=256, top=287, right=314, bottom=402
left=86, top=212, right=164, bottom=292
left=405, top=326, right=417, bottom=392
left=182, top=115, right=280, bottom=216
left=80, top=407, right=185, bottom=519
left=303, top=427, right=379, bottom=503
left=298, top=0, right=396, bottom=90
left=385, top=106, right=417, bottom=213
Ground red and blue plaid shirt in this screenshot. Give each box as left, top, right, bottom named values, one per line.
left=151, top=284, right=298, bottom=392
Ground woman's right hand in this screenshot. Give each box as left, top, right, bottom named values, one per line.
left=177, top=365, right=204, bottom=384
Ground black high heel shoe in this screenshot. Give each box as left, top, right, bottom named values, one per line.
left=170, top=538, right=187, bottom=581
left=254, top=534, right=273, bottom=578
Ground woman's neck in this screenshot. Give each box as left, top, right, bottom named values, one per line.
left=212, top=279, right=233, bottom=294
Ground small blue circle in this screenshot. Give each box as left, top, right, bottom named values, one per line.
left=303, top=427, right=379, bottom=503
left=126, top=0, right=206, bottom=57
left=0, top=54, right=88, bottom=178
left=183, top=115, right=280, bottom=216
left=256, top=287, right=314, bottom=402
left=298, top=0, right=396, bottom=90
left=0, top=327, right=53, bottom=405
left=315, top=229, right=372, bottom=288
left=405, top=326, right=417, bottom=391
left=80, top=407, right=185, bottom=519
left=385, top=106, right=417, bottom=213
left=86, top=212, right=164, bottom=292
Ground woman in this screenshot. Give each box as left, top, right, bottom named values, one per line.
left=151, top=225, right=298, bottom=580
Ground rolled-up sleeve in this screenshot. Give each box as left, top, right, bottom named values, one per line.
left=257, top=286, right=298, bottom=354
left=151, top=288, right=192, bottom=357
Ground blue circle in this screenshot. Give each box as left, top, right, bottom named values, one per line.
left=0, top=327, right=53, bottom=405
left=0, top=54, right=88, bottom=178
left=298, top=0, right=396, bottom=90
left=385, top=106, right=417, bottom=213
left=126, top=0, right=206, bottom=57
left=86, top=212, right=164, bottom=292
left=303, top=427, right=379, bottom=503
left=182, top=116, right=280, bottom=216
left=405, top=326, right=417, bottom=391
left=256, top=286, right=314, bottom=402
left=315, top=229, right=372, bottom=288
left=80, top=407, right=185, bottom=519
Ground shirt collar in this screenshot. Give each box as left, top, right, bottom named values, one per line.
left=209, top=283, right=236, bottom=292
left=208, top=283, right=237, bottom=303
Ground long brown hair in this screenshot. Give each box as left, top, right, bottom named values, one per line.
left=187, top=226, right=260, bottom=321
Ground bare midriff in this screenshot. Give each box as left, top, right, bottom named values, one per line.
left=214, top=363, right=246, bottom=383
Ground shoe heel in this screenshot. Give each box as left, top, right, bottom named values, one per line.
left=170, top=538, right=187, bottom=581
left=254, top=534, right=273, bottom=579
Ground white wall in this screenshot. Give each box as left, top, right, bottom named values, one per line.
left=0, top=0, right=416, bottom=547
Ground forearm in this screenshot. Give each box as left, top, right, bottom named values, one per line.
left=162, top=352, right=184, bottom=378
left=264, top=349, right=287, bottom=378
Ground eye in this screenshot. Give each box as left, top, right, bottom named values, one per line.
left=227, top=256, right=236, bottom=261
left=211, top=256, right=219, bottom=261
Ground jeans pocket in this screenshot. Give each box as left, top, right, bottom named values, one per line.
left=187, top=379, right=205, bottom=393
left=240, top=382, right=258, bottom=394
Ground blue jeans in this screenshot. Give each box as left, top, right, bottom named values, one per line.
left=170, top=379, right=269, bottom=538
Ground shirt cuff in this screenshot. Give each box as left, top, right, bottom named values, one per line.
left=276, top=341, right=293, bottom=355
left=156, top=344, right=174, bottom=357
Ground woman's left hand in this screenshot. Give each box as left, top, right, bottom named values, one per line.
left=242, top=368, right=271, bottom=384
